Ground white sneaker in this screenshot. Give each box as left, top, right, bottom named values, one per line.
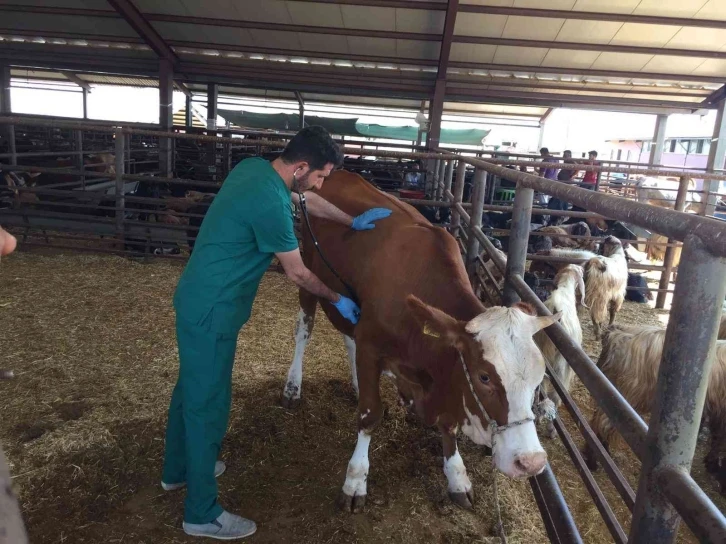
left=161, top=460, right=226, bottom=491
left=183, top=510, right=257, bottom=540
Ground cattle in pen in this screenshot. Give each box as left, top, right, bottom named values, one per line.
left=280, top=170, right=559, bottom=512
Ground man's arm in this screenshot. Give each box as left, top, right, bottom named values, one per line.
left=276, top=248, right=340, bottom=303
left=291, top=192, right=353, bottom=227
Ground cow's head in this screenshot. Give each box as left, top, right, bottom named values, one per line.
left=406, top=296, right=559, bottom=479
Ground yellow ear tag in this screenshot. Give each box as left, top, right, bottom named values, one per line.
left=423, top=322, right=440, bottom=338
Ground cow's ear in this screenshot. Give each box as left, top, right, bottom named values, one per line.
left=397, top=365, right=434, bottom=394
left=406, top=295, right=463, bottom=347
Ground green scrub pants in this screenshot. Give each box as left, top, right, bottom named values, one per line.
left=162, top=315, right=238, bottom=524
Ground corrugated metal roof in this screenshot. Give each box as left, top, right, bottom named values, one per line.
left=1, top=0, right=724, bottom=115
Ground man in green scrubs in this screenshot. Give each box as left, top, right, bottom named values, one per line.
left=161, top=126, right=390, bottom=540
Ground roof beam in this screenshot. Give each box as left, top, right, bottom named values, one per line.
left=437, top=0, right=458, bottom=77
left=703, top=85, right=726, bottom=105
left=60, top=71, right=91, bottom=91
left=540, top=108, right=553, bottom=123
left=174, top=80, right=192, bottom=98
left=143, top=13, right=440, bottom=41
left=106, top=0, right=178, bottom=65
left=448, top=60, right=726, bottom=85
left=458, top=5, right=726, bottom=30
left=453, top=36, right=726, bottom=60
left=289, top=0, right=445, bottom=9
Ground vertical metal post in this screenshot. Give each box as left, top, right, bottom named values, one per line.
left=437, top=158, right=446, bottom=200
left=82, top=87, right=88, bottom=119
left=185, top=94, right=193, bottom=128
left=649, top=114, right=668, bottom=167
left=629, top=234, right=726, bottom=543
left=0, top=63, right=15, bottom=166
left=75, top=129, right=85, bottom=188
left=295, top=91, right=304, bottom=130
left=114, top=128, right=125, bottom=239
left=465, top=168, right=486, bottom=275
left=207, top=83, right=218, bottom=130
left=158, top=59, right=174, bottom=177
left=444, top=159, right=454, bottom=198
left=450, top=160, right=466, bottom=236
left=655, top=175, right=688, bottom=309
left=430, top=159, right=441, bottom=196
left=703, top=98, right=726, bottom=216
left=502, top=183, right=534, bottom=306
left=426, top=79, right=445, bottom=149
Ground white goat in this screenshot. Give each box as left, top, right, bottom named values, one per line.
left=584, top=236, right=628, bottom=338
left=534, top=265, right=587, bottom=438
left=585, top=322, right=726, bottom=495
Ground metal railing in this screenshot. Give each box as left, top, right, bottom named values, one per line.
left=1, top=116, right=726, bottom=543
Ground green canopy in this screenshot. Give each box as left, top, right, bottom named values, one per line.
left=218, top=109, right=491, bottom=146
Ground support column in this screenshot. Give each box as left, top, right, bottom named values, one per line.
left=450, top=160, right=466, bottom=237
left=82, top=87, right=88, bottom=119
left=185, top=94, right=192, bottom=128
left=295, top=91, right=304, bottom=130
left=629, top=235, right=726, bottom=543
left=207, top=83, right=218, bottom=131
left=648, top=114, right=668, bottom=167
left=465, top=168, right=486, bottom=276
left=0, top=64, right=16, bottom=165
left=537, top=125, right=545, bottom=151
left=703, top=99, right=726, bottom=216
left=159, top=59, right=174, bottom=177
left=426, top=79, right=445, bottom=150
left=502, top=184, right=534, bottom=306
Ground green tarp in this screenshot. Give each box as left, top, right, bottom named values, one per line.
left=218, top=109, right=491, bottom=146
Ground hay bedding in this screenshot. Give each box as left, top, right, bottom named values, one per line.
left=0, top=251, right=723, bottom=544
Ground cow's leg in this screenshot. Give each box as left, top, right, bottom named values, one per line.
left=609, top=295, right=624, bottom=326
left=441, top=426, right=474, bottom=509
left=342, top=334, right=359, bottom=398
left=338, top=343, right=382, bottom=513
left=281, top=291, right=317, bottom=409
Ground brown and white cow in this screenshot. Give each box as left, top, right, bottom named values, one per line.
left=281, top=170, right=558, bottom=511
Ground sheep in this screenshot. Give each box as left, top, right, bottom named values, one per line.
left=625, top=273, right=654, bottom=303
left=584, top=236, right=628, bottom=339
left=534, top=265, right=587, bottom=438
left=584, top=323, right=726, bottom=494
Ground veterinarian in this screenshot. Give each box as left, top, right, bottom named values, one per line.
left=162, top=126, right=391, bottom=540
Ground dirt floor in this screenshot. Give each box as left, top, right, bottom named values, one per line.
left=1, top=250, right=724, bottom=544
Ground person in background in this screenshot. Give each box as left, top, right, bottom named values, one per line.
left=582, top=150, right=600, bottom=190
left=405, top=161, right=422, bottom=189
left=539, top=147, right=559, bottom=181
left=548, top=149, right=577, bottom=225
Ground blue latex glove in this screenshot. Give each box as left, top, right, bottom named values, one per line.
left=332, top=295, right=360, bottom=325
left=351, top=207, right=392, bottom=231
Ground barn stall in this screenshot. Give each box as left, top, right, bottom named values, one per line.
left=2, top=119, right=726, bottom=544
left=3, top=0, right=726, bottom=542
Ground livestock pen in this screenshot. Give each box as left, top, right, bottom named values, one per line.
left=1, top=117, right=726, bottom=543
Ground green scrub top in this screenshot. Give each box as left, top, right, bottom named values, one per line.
left=173, top=157, right=299, bottom=333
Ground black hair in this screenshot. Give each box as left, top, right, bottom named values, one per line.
left=540, top=147, right=549, bottom=154
left=589, top=150, right=598, bottom=157
left=280, top=126, right=343, bottom=170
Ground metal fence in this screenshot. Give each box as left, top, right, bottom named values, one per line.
left=1, top=116, right=726, bottom=543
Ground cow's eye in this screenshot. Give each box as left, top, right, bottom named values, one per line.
left=479, top=374, right=490, bottom=384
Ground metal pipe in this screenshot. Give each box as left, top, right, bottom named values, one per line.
left=436, top=158, right=446, bottom=200
left=444, top=159, right=454, bottom=200
left=655, top=466, right=726, bottom=544
left=447, top=161, right=466, bottom=237
left=114, top=128, right=125, bottom=237
left=655, top=176, right=689, bottom=308
left=465, top=168, right=486, bottom=276
left=544, top=349, right=636, bottom=512
left=502, top=183, right=533, bottom=306
left=629, top=234, right=726, bottom=543
left=551, top=416, right=627, bottom=543
left=530, top=464, right=584, bottom=544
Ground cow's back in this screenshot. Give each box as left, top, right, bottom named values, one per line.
left=302, top=170, right=472, bottom=333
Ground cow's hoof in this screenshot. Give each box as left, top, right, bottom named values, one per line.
left=449, top=489, right=474, bottom=510
left=336, top=491, right=366, bottom=513
left=281, top=395, right=301, bottom=410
